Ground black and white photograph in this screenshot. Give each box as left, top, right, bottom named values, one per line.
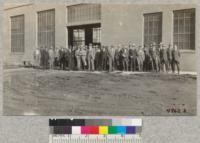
left=3, top=2, right=197, bottom=116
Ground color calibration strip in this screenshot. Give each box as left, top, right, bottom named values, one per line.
left=49, top=119, right=142, bottom=143
left=50, top=125, right=141, bottom=135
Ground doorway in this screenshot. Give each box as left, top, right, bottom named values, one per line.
left=68, top=23, right=101, bottom=47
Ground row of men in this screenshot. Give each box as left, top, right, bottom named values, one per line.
left=33, top=42, right=181, bottom=74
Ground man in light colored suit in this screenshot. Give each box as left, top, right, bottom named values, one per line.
left=33, top=47, right=41, bottom=68
left=108, top=45, right=116, bottom=72
left=87, top=43, right=95, bottom=71
left=48, top=46, right=54, bottom=70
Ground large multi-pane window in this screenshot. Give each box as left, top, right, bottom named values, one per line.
left=73, top=29, right=85, bottom=46
left=38, top=9, right=55, bottom=49
left=173, top=9, right=195, bottom=50
left=144, top=13, right=162, bottom=46
left=93, top=27, right=101, bottom=44
left=68, top=4, right=101, bottom=24
left=11, top=15, right=25, bottom=53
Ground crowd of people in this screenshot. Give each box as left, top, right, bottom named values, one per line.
left=33, top=42, right=181, bottom=74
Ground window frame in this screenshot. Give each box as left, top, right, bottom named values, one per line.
left=143, top=12, right=163, bottom=47
left=37, top=9, right=55, bottom=49
left=72, top=29, right=85, bottom=46
left=92, top=27, right=101, bottom=45
left=10, top=14, right=25, bottom=53
left=173, top=8, right=195, bottom=50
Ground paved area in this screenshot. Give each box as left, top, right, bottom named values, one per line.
left=3, top=68, right=197, bottom=116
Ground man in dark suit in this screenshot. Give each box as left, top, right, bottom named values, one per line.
left=167, top=43, right=173, bottom=72
left=59, top=47, right=66, bottom=70
left=122, top=45, right=129, bottom=71
left=40, top=46, right=45, bottom=69
left=44, top=46, right=49, bottom=69
left=160, top=43, right=168, bottom=72
left=101, top=46, right=108, bottom=71
left=114, top=45, right=121, bottom=70
left=129, top=43, right=137, bottom=71
left=143, top=45, right=150, bottom=71
left=172, top=45, right=181, bottom=74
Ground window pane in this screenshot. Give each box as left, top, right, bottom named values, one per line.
left=11, top=15, right=24, bottom=53
left=144, top=13, right=162, bottom=46
left=93, top=27, right=101, bottom=43
left=38, top=9, right=55, bottom=49
left=173, top=9, right=195, bottom=50
left=68, top=4, right=101, bottom=23
left=73, top=29, right=85, bottom=46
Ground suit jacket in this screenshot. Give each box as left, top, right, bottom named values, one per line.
left=172, top=49, right=181, bottom=62
left=160, top=49, right=168, bottom=62
left=167, top=48, right=172, bottom=60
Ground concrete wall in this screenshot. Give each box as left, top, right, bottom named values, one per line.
left=101, top=4, right=197, bottom=71
left=3, top=4, right=66, bottom=66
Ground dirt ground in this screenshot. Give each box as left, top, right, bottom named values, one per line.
left=3, top=68, right=196, bottom=116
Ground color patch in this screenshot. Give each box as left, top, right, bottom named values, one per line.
left=117, top=126, right=126, bottom=134
left=81, top=126, right=90, bottom=134
left=99, top=126, right=108, bottom=134
left=126, top=126, right=136, bottom=134
left=72, top=126, right=81, bottom=134
left=85, top=119, right=112, bottom=126
left=108, top=126, right=117, bottom=134
left=90, top=126, right=99, bottom=134
left=49, top=119, right=85, bottom=126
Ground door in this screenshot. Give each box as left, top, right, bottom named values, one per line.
left=68, top=23, right=101, bottom=47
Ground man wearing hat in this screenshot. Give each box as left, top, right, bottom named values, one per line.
left=114, top=44, right=121, bottom=70
left=87, top=43, right=95, bottom=71
left=133, top=44, right=138, bottom=71
left=160, top=43, right=168, bottom=72
left=167, top=43, right=173, bottom=72
left=122, top=45, right=129, bottom=71
left=137, top=45, right=145, bottom=71
left=172, top=45, right=181, bottom=74
left=129, top=44, right=135, bottom=71
left=143, top=44, right=150, bottom=71
left=59, top=46, right=66, bottom=70
left=101, top=46, right=108, bottom=71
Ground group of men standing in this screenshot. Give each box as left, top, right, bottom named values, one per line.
left=33, top=42, right=181, bottom=74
